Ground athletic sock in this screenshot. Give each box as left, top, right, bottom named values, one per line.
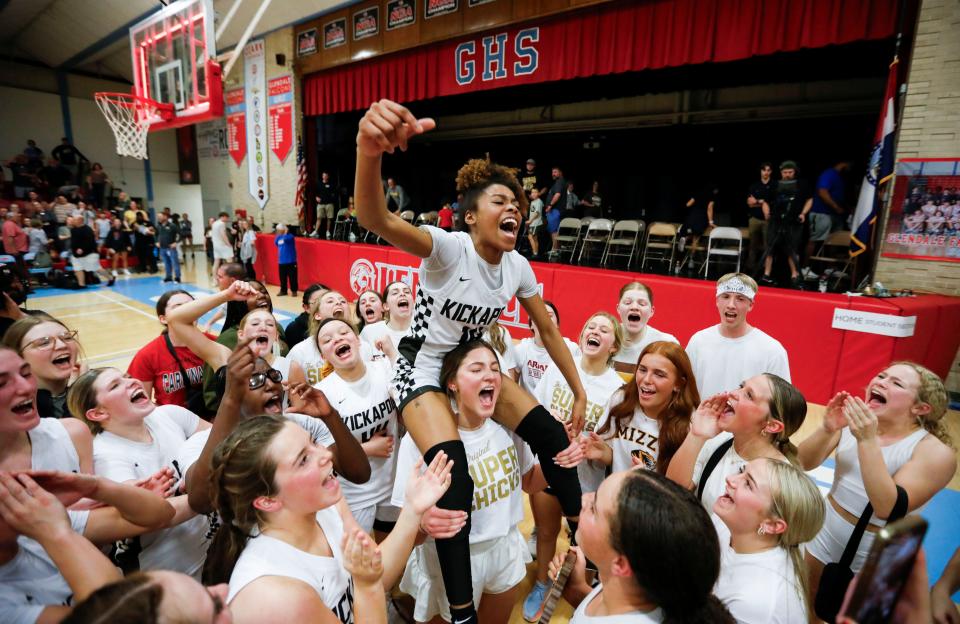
left=450, top=603, right=478, bottom=624
left=515, top=405, right=582, bottom=518
left=423, top=440, right=476, bottom=613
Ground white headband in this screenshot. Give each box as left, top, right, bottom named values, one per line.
left=716, top=277, right=757, bottom=301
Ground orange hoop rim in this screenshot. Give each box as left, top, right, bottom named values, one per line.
left=94, top=92, right=175, bottom=120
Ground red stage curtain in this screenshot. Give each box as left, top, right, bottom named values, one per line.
left=303, top=0, right=897, bottom=116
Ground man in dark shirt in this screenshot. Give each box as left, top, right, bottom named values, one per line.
left=156, top=211, right=182, bottom=283
left=51, top=137, right=86, bottom=183
left=69, top=215, right=114, bottom=287
left=313, top=171, right=338, bottom=239
left=760, top=161, right=813, bottom=289
left=519, top=158, right=548, bottom=201
left=8, top=156, right=35, bottom=199
left=746, top=162, right=776, bottom=273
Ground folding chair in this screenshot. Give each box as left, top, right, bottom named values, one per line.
left=572, top=216, right=594, bottom=260
left=555, top=218, right=581, bottom=263
left=577, top=218, right=613, bottom=265
left=809, top=230, right=854, bottom=290
left=331, top=208, right=350, bottom=241
left=704, top=227, right=743, bottom=277
left=640, top=222, right=678, bottom=271
left=399, top=210, right=415, bottom=224
left=602, top=220, right=644, bottom=268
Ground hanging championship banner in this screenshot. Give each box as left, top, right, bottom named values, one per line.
left=244, top=39, right=269, bottom=209
left=881, top=159, right=960, bottom=263
left=268, top=75, right=293, bottom=163
left=225, top=89, right=246, bottom=167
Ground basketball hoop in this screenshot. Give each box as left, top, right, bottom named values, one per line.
left=94, top=92, right=174, bottom=160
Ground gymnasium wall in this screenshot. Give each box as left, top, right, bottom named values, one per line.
left=0, top=84, right=206, bottom=241
left=873, top=0, right=960, bottom=392
left=226, top=27, right=301, bottom=231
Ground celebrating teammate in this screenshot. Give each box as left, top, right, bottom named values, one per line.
left=355, top=98, right=586, bottom=624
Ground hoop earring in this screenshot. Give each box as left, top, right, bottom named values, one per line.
left=757, top=525, right=766, bottom=536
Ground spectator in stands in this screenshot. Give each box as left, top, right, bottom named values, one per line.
left=86, top=163, right=110, bottom=209
left=133, top=207, right=158, bottom=274
left=53, top=194, right=75, bottom=226
left=746, top=162, right=775, bottom=274
left=564, top=181, right=579, bottom=217
left=526, top=188, right=543, bottom=257
left=156, top=211, right=181, bottom=283
left=2, top=210, right=29, bottom=282
left=580, top=181, right=603, bottom=218
left=104, top=217, right=132, bottom=277
left=519, top=158, right=548, bottom=202
left=438, top=200, right=454, bottom=232
left=122, top=197, right=138, bottom=230
left=69, top=215, right=114, bottom=288
left=23, top=139, right=43, bottom=169
left=115, top=189, right=131, bottom=215
left=274, top=223, right=297, bottom=297
left=284, top=283, right=327, bottom=348
left=760, top=161, right=812, bottom=289
left=0, top=264, right=29, bottom=340
left=385, top=177, right=410, bottom=214
left=26, top=218, right=49, bottom=259
left=545, top=167, right=567, bottom=254
left=8, top=155, right=36, bottom=199
left=37, top=158, right=71, bottom=196
left=78, top=201, right=96, bottom=228
left=210, top=212, right=233, bottom=277
left=678, top=184, right=718, bottom=254
left=685, top=272, right=789, bottom=399
left=94, top=210, right=111, bottom=247
left=314, top=171, right=337, bottom=239
left=804, top=160, right=851, bottom=279
left=51, top=137, right=86, bottom=183
left=180, top=212, right=194, bottom=257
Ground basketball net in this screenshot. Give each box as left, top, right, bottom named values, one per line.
left=94, top=92, right=173, bottom=160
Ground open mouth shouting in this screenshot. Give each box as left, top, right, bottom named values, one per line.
left=583, top=333, right=603, bottom=353
left=321, top=467, right=340, bottom=492
left=638, top=384, right=658, bottom=400
left=498, top=216, right=519, bottom=239
left=478, top=385, right=497, bottom=410
left=51, top=352, right=73, bottom=370
left=263, top=392, right=283, bottom=414
left=722, top=309, right=740, bottom=323
left=11, top=398, right=35, bottom=417
left=254, top=335, right=270, bottom=348
left=332, top=341, right=353, bottom=362
left=362, top=306, right=378, bottom=321
left=866, top=388, right=887, bottom=409
left=130, top=387, right=150, bottom=405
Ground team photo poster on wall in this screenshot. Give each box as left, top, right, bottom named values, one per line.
left=882, top=158, right=960, bottom=263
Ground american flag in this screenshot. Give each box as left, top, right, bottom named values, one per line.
left=295, top=136, right=307, bottom=228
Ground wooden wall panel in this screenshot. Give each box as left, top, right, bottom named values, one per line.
left=537, top=0, right=570, bottom=13
left=350, top=2, right=384, bottom=60
left=421, top=0, right=463, bottom=42
left=382, top=0, right=421, bottom=52
left=463, top=0, right=513, bottom=33
left=319, top=8, right=351, bottom=67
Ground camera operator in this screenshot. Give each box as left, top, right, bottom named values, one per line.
left=759, top=161, right=812, bottom=289
left=0, top=263, right=31, bottom=340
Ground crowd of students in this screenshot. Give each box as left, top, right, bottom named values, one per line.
left=0, top=101, right=956, bottom=624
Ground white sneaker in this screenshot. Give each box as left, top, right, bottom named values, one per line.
left=111, top=270, right=118, bottom=277
left=122, top=268, right=131, bottom=275
left=801, top=267, right=819, bottom=280
left=527, top=527, right=538, bottom=559
left=325, top=231, right=331, bottom=239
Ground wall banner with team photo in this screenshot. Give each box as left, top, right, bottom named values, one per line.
left=353, top=6, right=379, bottom=40
left=387, top=0, right=416, bottom=29
left=425, top=0, right=457, bottom=19
left=297, top=28, right=318, bottom=56
left=881, top=158, right=960, bottom=263
left=324, top=18, right=347, bottom=48
left=243, top=39, right=269, bottom=209
left=267, top=76, right=293, bottom=163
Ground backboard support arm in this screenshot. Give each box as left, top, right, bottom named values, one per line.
left=221, top=0, right=274, bottom=78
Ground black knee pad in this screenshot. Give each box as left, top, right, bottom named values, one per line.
left=515, top=405, right=582, bottom=518
left=424, top=440, right=475, bottom=607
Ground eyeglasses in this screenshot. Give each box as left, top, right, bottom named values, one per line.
left=248, top=368, right=282, bottom=390
left=20, top=330, right=78, bottom=353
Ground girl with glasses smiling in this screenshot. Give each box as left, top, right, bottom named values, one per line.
left=3, top=314, right=83, bottom=420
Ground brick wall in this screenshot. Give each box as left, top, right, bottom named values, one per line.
left=228, top=28, right=300, bottom=231
left=873, top=0, right=960, bottom=392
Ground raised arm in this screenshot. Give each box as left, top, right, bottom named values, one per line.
left=665, top=394, right=727, bottom=489
left=797, top=391, right=846, bottom=470
left=186, top=337, right=255, bottom=513
left=355, top=100, right=435, bottom=258
left=521, top=293, right=586, bottom=434
left=166, top=281, right=253, bottom=369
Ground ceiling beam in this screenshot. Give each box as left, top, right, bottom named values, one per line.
left=59, top=5, right=161, bottom=70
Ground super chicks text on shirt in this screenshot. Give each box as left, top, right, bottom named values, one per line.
left=546, top=383, right=606, bottom=431
left=467, top=437, right=522, bottom=511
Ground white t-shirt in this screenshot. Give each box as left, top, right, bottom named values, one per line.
left=211, top=219, right=231, bottom=250
left=595, top=390, right=663, bottom=473
left=287, top=336, right=379, bottom=386
left=391, top=420, right=534, bottom=544
left=0, top=510, right=89, bottom=624
left=513, top=336, right=581, bottom=392
left=612, top=325, right=679, bottom=368
left=713, top=518, right=806, bottom=624
left=571, top=585, right=664, bottom=623
left=402, top=226, right=538, bottom=381
left=534, top=360, right=622, bottom=492
left=317, top=359, right=398, bottom=509
left=685, top=325, right=790, bottom=399
left=360, top=321, right=411, bottom=352
left=92, top=404, right=209, bottom=577
left=692, top=432, right=742, bottom=511
left=227, top=506, right=353, bottom=622
left=29, top=418, right=80, bottom=472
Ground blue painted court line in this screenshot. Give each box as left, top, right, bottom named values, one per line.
left=28, top=276, right=302, bottom=330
